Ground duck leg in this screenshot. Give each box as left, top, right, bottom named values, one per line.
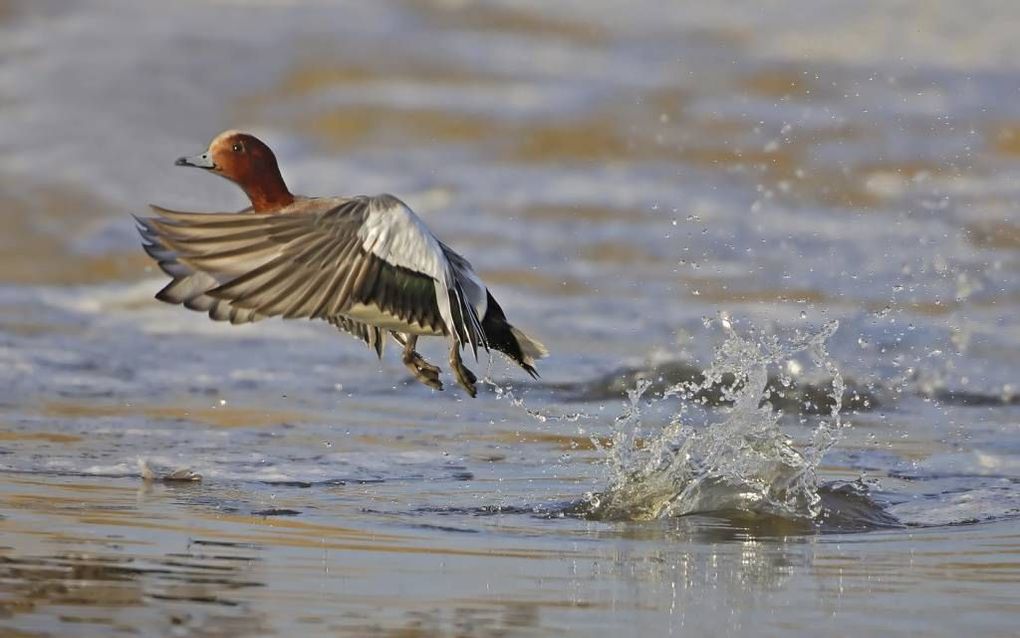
left=449, top=342, right=478, bottom=398
left=392, top=332, right=443, bottom=390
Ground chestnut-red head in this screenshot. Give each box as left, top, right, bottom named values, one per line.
left=176, top=130, right=294, bottom=212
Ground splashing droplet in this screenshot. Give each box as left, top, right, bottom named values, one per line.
left=583, top=320, right=846, bottom=522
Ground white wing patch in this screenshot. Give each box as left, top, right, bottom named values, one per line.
left=356, top=194, right=460, bottom=337
left=357, top=195, right=448, bottom=281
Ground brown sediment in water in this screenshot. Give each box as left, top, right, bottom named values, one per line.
left=477, top=268, right=589, bottom=296
left=966, top=220, right=1020, bottom=250
left=404, top=0, right=609, bottom=46
left=0, top=183, right=148, bottom=286
left=244, top=49, right=506, bottom=105
left=579, top=242, right=667, bottom=265
left=518, top=203, right=650, bottom=223
left=0, top=431, right=82, bottom=444
left=471, top=431, right=615, bottom=452
left=987, top=121, right=1020, bottom=156
left=237, top=52, right=950, bottom=214
left=737, top=67, right=833, bottom=100
left=40, top=402, right=317, bottom=429
left=0, top=0, right=18, bottom=23
left=299, top=105, right=494, bottom=149
left=678, top=278, right=832, bottom=306
left=289, top=97, right=881, bottom=215
left=866, top=299, right=958, bottom=317
left=0, top=477, right=573, bottom=563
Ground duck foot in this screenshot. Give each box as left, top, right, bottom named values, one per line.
left=449, top=343, right=477, bottom=398
left=396, top=333, right=443, bottom=391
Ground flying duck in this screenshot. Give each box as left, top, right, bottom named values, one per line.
left=136, top=130, right=547, bottom=396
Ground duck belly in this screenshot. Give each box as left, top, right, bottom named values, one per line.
left=342, top=303, right=445, bottom=336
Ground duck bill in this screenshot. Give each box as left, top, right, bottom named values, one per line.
left=175, top=151, right=216, bottom=170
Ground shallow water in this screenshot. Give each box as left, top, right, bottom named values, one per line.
left=1, top=1, right=1019, bottom=636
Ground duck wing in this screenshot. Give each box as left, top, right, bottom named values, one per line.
left=136, top=195, right=486, bottom=353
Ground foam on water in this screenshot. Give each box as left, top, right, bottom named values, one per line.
left=581, top=318, right=849, bottom=522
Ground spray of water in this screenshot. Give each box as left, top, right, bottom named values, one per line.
left=581, top=319, right=846, bottom=522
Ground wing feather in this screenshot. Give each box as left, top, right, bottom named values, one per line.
left=138, top=195, right=487, bottom=348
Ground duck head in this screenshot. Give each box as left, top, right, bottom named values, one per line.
left=176, top=130, right=294, bottom=212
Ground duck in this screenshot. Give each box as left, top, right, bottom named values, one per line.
left=136, top=130, right=547, bottom=397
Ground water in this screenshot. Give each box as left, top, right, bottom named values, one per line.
left=2, top=1, right=1019, bottom=636
left=581, top=320, right=848, bottom=523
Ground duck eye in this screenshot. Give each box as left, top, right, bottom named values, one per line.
left=232, top=142, right=244, bottom=153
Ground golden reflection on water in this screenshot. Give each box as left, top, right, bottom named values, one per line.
left=0, top=431, right=82, bottom=444
left=966, top=220, right=1020, bottom=250
left=0, top=474, right=589, bottom=635
left=988, top=121, right=1020, bottom=156
left=40, top=401, right=318, bottom=430
left=679, top=278, right=831, bottom=306
left=232, top=45, right=961, bottom=230
left=579, top=242, right=666, bottom=265
left=737, top=67, right=831, bottom=100
left=1, top=471, right=1018, bottom=636
left=517, top=203, right=650, bottom=223
left=0, top=38, right=996, bottom=295
left=0, top=184, right=147, bottom=286
left=406, top=0, right=608, bottom=46
left=466, top=430, right=612, bottom=452
left=477, top=267, right=590, bottom=296
left=811, top=528, right=1020, bottom=591
left=0, top=480, right=213, bottom=631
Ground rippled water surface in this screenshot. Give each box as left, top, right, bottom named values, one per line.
left=2, top=1, right=1019, bottom=636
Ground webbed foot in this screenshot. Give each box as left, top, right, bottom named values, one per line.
left=398, top=334, right=443, bottom=391
left=449, top=343, right=477, bottom=398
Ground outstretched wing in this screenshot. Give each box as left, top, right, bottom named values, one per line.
left=137, top=212, right=268, bottom=325
left=136, top=195, right=487, bottom=353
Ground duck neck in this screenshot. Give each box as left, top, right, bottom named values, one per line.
left=242, top=171, right=295, bottom=213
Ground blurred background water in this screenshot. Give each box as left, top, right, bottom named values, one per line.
left=0, top=1, right=1018, bottom=636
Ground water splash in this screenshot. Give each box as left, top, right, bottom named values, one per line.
left=582, top=319, right=847, bottom=522
left=487, top=378, right=595, bottom=423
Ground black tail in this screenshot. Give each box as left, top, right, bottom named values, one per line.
left=480, top=291, right=548, bottom=378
